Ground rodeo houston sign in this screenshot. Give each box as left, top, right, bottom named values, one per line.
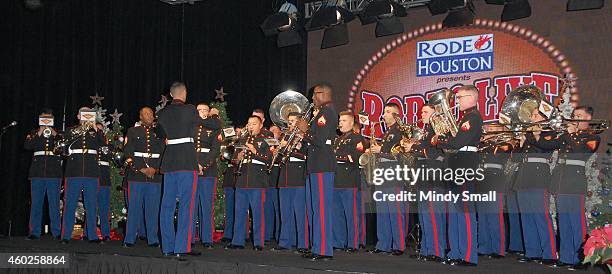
left=347, top=19, right=577, bottom=137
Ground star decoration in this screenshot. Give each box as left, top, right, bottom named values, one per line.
left=215, top=87, right=229, bottom=102
left=90, top=93, right=105, bottom=106
left=110, top=109, right=123, bottom=124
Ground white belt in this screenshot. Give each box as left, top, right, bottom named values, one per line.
left=98, top=161, right=110, bottom=166
left=526, top=157, right=548, bottom=163
left=196, top=148, right=211, bottom=153
left=418, top=157, right=443, bottom=162
left=379, top=158, right=397, bottom=162
left=243, top=159, right=266, bottom=165
left=273, top=164, right=279, bottom=167
left=484, top=163, right=503, bottom=170
left=33, top=151, right=55, bottom=156
left=167, top=137, right=194, bottom=145
left=458, top=146, right=478, bottom=152
left=337, top=161, right=346, bottom=164
left=289, top=157, right=305, bottom=162
left=560, top=159, right=586, bottom=167
left=325, top=140, right=332, bottom=145
left=133, top=152, right=160, bottom=158
left=69, top=149, right=97, bottom=155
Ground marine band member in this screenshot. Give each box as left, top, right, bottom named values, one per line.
left=25, top=108, right=62, bottom=240
left=123, top=107, right=164, bottom=247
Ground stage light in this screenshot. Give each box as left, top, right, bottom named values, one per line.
left=375, top=16, right=404, bottom=37
left=305, top=0, right=355, bottom=31
left=321, top=23, right=349, bottom=49
left=358, top=0, right=406, bottom=37
left=261, top=2, right=303, bottom=47
left=501, top=0, right=531, bottom=21
left=442, top=0, right=476, bottom=28
left=567, top=0, right=604, bottom=11
left=428, top=0, right=465, bottom=15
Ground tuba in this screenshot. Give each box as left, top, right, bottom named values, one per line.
left=390, top=114, right=422, bottom=167
left=429, top=88, right=459, bottom=137
left=267, top=90, right=312, bottom=172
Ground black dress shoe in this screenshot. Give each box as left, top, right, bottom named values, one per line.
left=431, top=256, right=445, bottom=263
left=59, top=239, right=70, bottom=244
left=122, top=243, right=135, bottom=248
left=225, top=244, right=244, bottom=250
left=309, top=254, right=333, bottom=261
left=549, top=262, right=571, bottom=268
left=202, top=243, right=213, bottom=249
left=391, top=250, right=404, bottom=256
left=89, top=239, right=101, bottom=244
left=457, top=260, right=477, bottom=266
left=302, top=252, right=316, bottom=259
left=183, top=251, right=202, bottom=256
left=333, top=247, right=346, bottom=252
left=148, top=243, right=160, bottom=247
left=368, top=248, right=389, bottom=254
left=138, top=236, right=147, bottom=241
left=25, top=235, right=40, bottom=240
left=567, top=264, right=586, bottom=270
left=253, top=246, right=264, bottom=251
left=445, top=258, right=461, bottom=265
left=162, top=252, right=175, bottom=257
left=540, top=259, right=557, bottom=266
left=295, top=248, right=310, bottom=255
left=345, top=248, right=358, bottom=253
left=488, top=254, right=504, bottom=259
left=517, top=257, right=541, bottom=263
left=220, top=237, right=231, bottom=243
left=271, top=247, right=290, bottom=252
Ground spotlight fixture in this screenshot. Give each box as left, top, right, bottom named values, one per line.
left=306, top=0, right=355, bottom=49
left=567, top=0, right=604, bottom=11
left=261, top=2, right=303, bottom=47
left=358, top=0, right=407, bottom=37
left=305, top=0, right=355, bottom=31
left=501, top=0, right=531, bottom=21
left=442, top=0, right=476, bottom=28
left=428, top=0, right=466, bottom=15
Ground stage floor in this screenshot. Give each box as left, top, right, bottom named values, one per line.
left=0, top=236, right=606, bottom=274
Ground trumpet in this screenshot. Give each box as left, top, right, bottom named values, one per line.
left=42, top=127, right=52, bottom=138
left=52, top=122, right=95, bottom=156
left=234, top=130, right=253, bottom=176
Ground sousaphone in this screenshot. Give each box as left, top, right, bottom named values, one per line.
left=269, top=90, right=309, bottom=130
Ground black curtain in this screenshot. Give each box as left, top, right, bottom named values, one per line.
left=0, top=0, right=306, bottom=236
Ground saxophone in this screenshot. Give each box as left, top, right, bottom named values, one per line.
left=358, top=122, right=380, bottom=185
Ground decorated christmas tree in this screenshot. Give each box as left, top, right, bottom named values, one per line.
left=210, top=100, right=232, bottom=230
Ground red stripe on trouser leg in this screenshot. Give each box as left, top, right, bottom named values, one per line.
left=394, top=187, right=405, bottom=250
left=305, top=206, right=309, bottom=247
left=580, top=195, right=586, bottom=241
left=261, top=190, right=266, bottom=247
left=463, top=200, right=472, bottom=262
left=29, top=181, right=33, bottom=235
left=187, top=172, right=197, bottom=252
left=352, top=188, right=358, bottom=248
left=318, top=173, right=326, bottom=255
left=61, top=178, right=67, bottom=238
left=498, top=192, right=505, bottom=256
left=428, top=200, right=440, bottom=257
left=543, top=191, right=557, bottom=259
left=211, top=178, right=217, bottom=241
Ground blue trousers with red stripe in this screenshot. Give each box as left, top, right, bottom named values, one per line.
left=357, top=190, right=366, bottom=247
left=192, top=177, right=217, bottom=244
left=124, top=182, right=147, bottom=238
left=223, top=187, right=235, bottom=240
left=97, top=186, right=111, bottom=238
left=506, top=191, right=524, bottom=252
left=375, top=186, right=406, bottom=252
left=264, top=187, right=280, bottom=241
left=447, top=185, right=478, bottom=263
left=418, top=190, right=447, bottom=258
left=61, top=177, right=99, bottom=241
left=306, top=172, right=334, bottom=256
left=278, top=187, right=308, bottom=249
left=517, top=189, right=557, bottom=260
left=232, top=188, right=266, bottom=247
left=160, top=171, right=197, bottom=254
left=476, top=192, right=505, bottom=256
left=124, top=182, right=161, bottom=245
left=332, top=188, right=359, bottom=249
left=557, top=194, right=587, bottom=265
left=29, top=178, right=61, bottom=237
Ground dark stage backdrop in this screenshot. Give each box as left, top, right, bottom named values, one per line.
left=0, top=0, right=306, bottom=235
